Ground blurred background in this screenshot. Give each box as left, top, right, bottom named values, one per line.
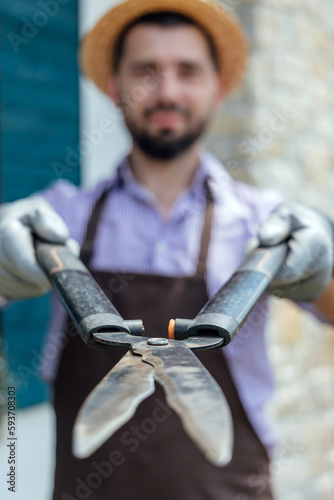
left=1, top=0, right=334, bottom=498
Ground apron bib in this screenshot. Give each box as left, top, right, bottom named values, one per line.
left=52, top=186, right=274, bottom=500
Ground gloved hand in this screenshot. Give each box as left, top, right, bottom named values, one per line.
left=257, top=202, right=333, bottom=302
left=0, top=197, right=78, bottom=299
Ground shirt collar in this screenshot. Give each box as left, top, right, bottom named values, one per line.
left=198, top=151, right=234, bottom=202
left=114, top=151, right=232, bottom=211
left=115, top=156, right=137, bottom=186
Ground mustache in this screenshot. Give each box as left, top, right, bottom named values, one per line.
left=144, top=105, right=190, bottom=118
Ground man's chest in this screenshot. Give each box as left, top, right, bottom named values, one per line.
left=68, top=192, right=255, bottom=298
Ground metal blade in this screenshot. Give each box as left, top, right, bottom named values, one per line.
left=73, top=350, right=155, bottom=458
left=133, top=340, right=233, bottom=466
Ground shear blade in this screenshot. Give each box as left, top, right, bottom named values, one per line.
left=73, top=350, right=155, bottom=459
left=133, top=340, right=233, bottom=466
left=74, top=337, right=233, bottom=467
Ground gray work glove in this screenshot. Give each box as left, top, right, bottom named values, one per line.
left=257, top=202, right=333, bottom=302
left=0, top=197, right=78, bottom=299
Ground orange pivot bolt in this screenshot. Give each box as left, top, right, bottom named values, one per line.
left=168, top=319, right=176, bottom=340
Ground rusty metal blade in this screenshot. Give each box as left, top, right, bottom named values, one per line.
left=133, top=340, right=233, bottom=466
left=73, top=350, right=155, bottom=458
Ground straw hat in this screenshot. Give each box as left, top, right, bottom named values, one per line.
left=81, top=0, right=248, bottom=96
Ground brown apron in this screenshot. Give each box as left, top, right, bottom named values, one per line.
left=52, top=186, right=274, bottom=500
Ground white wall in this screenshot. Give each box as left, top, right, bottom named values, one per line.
left=79, top=0, right=131, bottom=187
left=0, top=404, right=55, bottom=500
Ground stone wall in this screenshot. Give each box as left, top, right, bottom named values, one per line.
left=269, top=301, right=334, bottom=499
left=209, top=0, right=334, bottom=212
left=209, top=1, right=334, bottom=498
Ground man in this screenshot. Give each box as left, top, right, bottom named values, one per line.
left=0, top=1, right=333, bottom=499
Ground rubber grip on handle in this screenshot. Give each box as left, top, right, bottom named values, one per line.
left=173, top=244, right=288, bottom=345
left=35, top=239, right=143, bottom=347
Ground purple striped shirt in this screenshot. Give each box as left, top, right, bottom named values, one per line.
left=41, top=151, right=283, bottom=454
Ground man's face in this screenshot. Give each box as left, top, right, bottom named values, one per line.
left=107, top=23, right=224, bottom=160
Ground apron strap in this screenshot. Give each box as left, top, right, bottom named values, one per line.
left=80, top=188, right=111, bottom=266
left=80, top=180, right=215, bottom=279
left=195, top=182, right=214, bottom=280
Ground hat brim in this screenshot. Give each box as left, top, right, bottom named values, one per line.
left=81, top=0, right=248, bottom=96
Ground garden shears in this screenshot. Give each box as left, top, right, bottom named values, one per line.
left=35, top=238, right=287, bottom=466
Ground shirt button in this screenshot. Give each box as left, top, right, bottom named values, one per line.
left=156, top=241, right=168, bottom=254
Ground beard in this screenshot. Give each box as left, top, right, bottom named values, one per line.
left=123, top=105, right=209, bottom=160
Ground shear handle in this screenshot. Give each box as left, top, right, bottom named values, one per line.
left=170, top=243, right=288, bottom=345
left=35, top=238, right=143, bottom=347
